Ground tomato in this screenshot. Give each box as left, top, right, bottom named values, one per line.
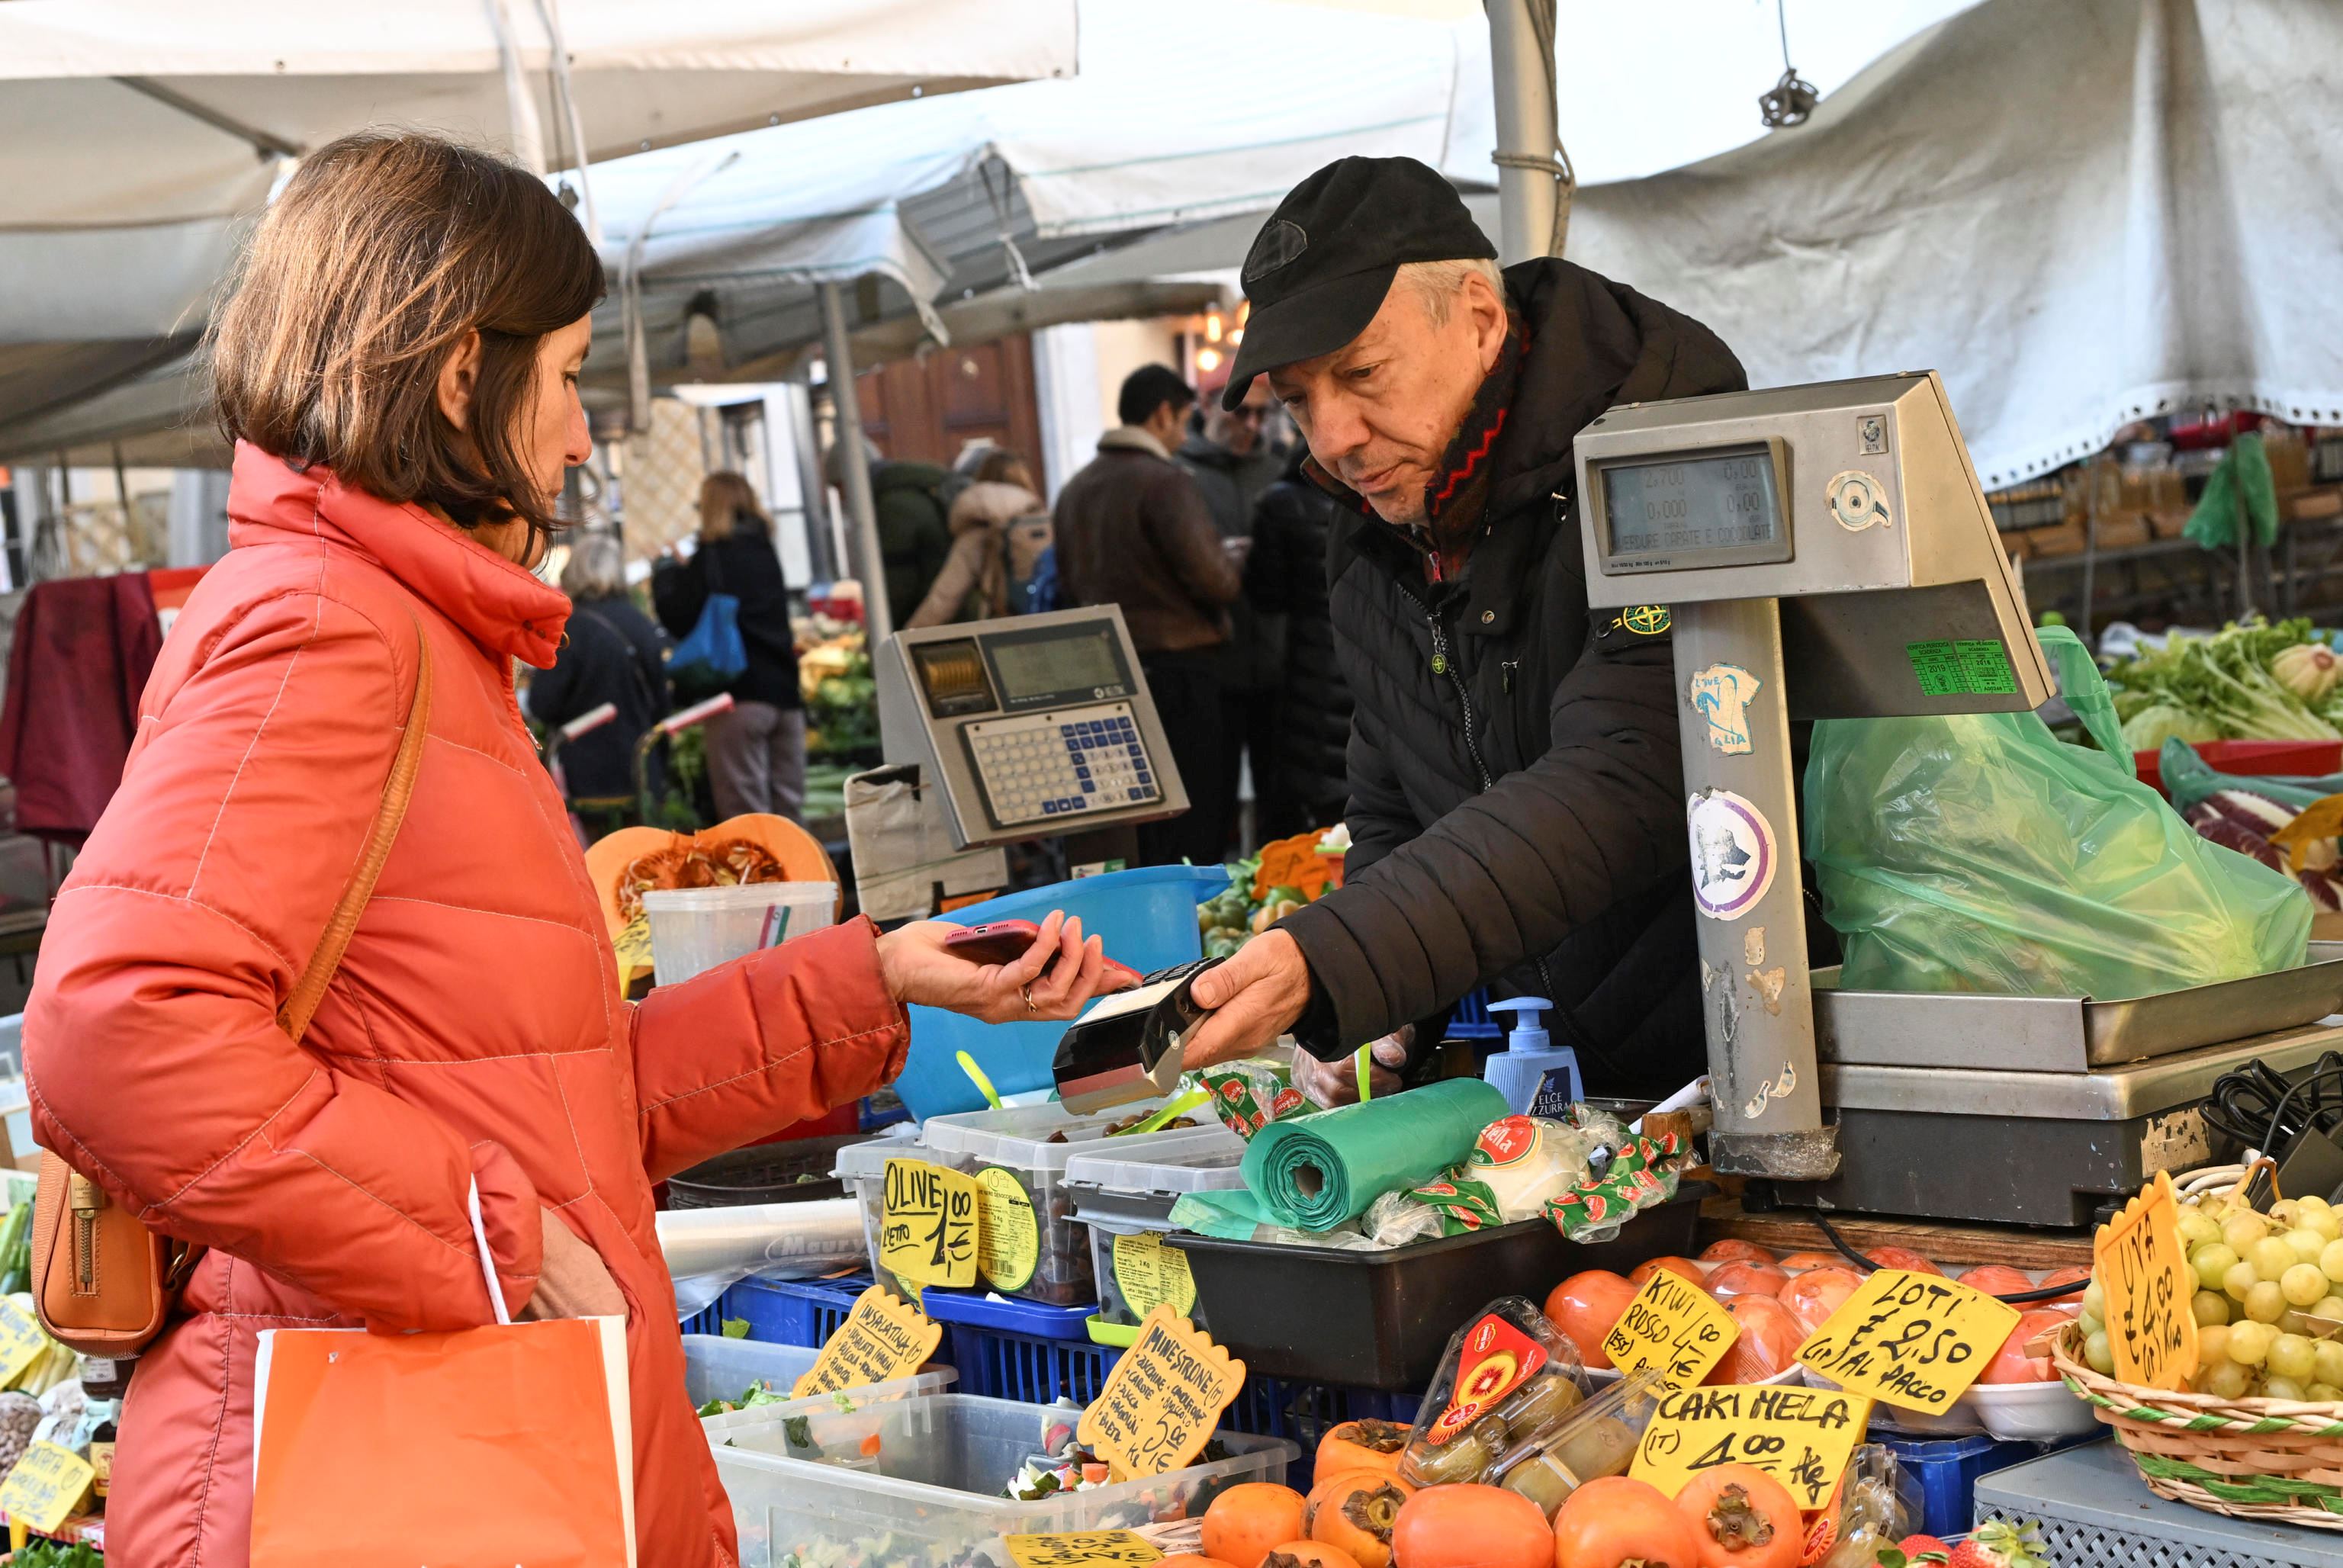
left=1703, top=1261, right=1790, bottom=1301
left=1956, top=1265, right=2037, bottom=1299
left=1864, top=1246, right=1944, bottom=1276
left=1205, top=1483, right=1309, bottom=1568
left=1549, top=1476, right=1702, bottom=1568
left=1776, top=1265, right=1863, bottom=1335
left=2038, top=1264, right=2092, bottom=1309
left=1698, top=1239, right=1779, bottom=1265
left=1317, top=1419, right=1409, bottom=1480
left=1979, top=1307, right=2068, bottom=1383
left=1706, top=1294, right=1806, bottom=1384
left=1544, top=1270, right=1635, bottom=1370
left=1261, top=1547, right=1362, bottom=1568
left=1306, top=1468, right=1414, bottom=1568
left=1674, top=1465, right=1801, bottom=1568
left=1628, top=1255, right=1709, bottom=1291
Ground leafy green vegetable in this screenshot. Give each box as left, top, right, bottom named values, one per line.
left=695, top=1380, right=786, bottom=1418
left=2104, top=618, right=2341, bottom=743
left=721, top=1317, right=751, bottom=1340
left=783, top=1414, right=815, bottom=1452
left=2120, top=702, right=2222, bottom=751
left=10, top=1541, right=103, bottom=1568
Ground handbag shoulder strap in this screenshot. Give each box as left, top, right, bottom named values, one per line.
left=278, top=619, right=434, bottom=1043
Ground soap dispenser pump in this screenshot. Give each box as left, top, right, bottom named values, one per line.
left=1482, top=997, right=1583, bottom=1117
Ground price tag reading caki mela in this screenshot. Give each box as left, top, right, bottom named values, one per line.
left=1077, top=1306, right=1245, bottom=1480
left=792, top=1285, right=941, bottom=1398
left=1631, top=1383, right=1872, bottom=1511
left=1602, top=1269, right=1740, bottom=1395
left=2095, top=1171, right=2200, bottom=1391
left=1795, top=1269, right=2020, bottom=1415
left=880, top=1157, right=979, bottom=1289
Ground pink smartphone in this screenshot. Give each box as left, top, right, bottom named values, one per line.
left=946, top=920, right=1143, bottom=988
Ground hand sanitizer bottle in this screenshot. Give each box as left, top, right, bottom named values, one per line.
left=1482, top=997, right=1582, bottom=1117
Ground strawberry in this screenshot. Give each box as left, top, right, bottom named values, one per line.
left=1946, top=1519, right=2053, bottom=1568
left=1874, top=1536, right=1953, bottom=1566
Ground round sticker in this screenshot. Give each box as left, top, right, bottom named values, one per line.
left=1686, top=789, right=1779, bottom=921
left=1827, top=469, right=1893, bottom=532
left=1111, top=1231, right=1197, bottom=1318
left=974, top=1168, right=1040, bottom=1291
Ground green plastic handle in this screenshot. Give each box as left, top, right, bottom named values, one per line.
left=1123, top=1088, right=1210, bottom=1135
left=956, top=1050, right=1003, bottom=1110
left=1355, top=1045, right=1373, bottom=1104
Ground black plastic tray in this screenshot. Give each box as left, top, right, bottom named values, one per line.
left=1163, top=1182, right=1712, bottom=1389
left=664, top=1134, right=864, bottom=1210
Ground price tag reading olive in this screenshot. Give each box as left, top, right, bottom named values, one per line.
left=879, top=1158, right=979, bottom=1289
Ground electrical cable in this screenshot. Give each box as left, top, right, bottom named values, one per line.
left=2203, top=1053, right=2343, bottom=1155
left=1804, top=1208, right=2084, bottom=1306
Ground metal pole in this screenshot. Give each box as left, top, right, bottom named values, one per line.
left=817, top=279, right=894, bottom=646
left=1486, top=0, right=1560, bottom=265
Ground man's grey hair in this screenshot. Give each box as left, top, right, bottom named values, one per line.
left=561, top=529, right=626, bottom=601
left=1398, top=256, right=1503, bottom=326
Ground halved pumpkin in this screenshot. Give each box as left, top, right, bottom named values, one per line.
left=583, top=815, right=837, bottom=985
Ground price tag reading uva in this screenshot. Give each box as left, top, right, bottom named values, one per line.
left=1795, top=1269, right=2020, bottom=1415
left=2095, top=1170, right=2200, bottom=1391
left=1076, top=1306, right=1245, bottom=1480
left=881, top=1157, right=979, bottom=1289
left=1602, top=1269, right=1740, bottom=1394
left=1001, top=1529, right=1163, bottom=1567
left=0, top=1441, right=94, bottom=1534
left=1631, top=1383, right=1873, bottom=1511
left=791, top=1285, right=942, bottom=1398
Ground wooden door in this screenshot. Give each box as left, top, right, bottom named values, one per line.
left=857, top=334, right=1042, bottom=473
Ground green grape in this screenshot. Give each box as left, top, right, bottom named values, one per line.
left=2275, top=1200, right=2306, bottom=1229
left=2316, top=1338, right=2343, bottom=1387
left=2284, top=1264, right=2332, bottom=1307
left=2320, top=1238, right=2343, bottom=1283
left=2309, top=1383, right=2343, bottom=1403
left=2289, top=1229, right=2330, bottom=1264
left=2084, top=1329, right=2113, bottom=1375
left=2229, top=1321, right=2276, bottom=1365
left=2226, top=1261, right=2261, bottom=1303
left=2316, top=1296, right=2343, bottom=1323
left=2194, top=1244, right=2242, bottom=1290
left=2226, top=1213, right=2274, bottom=1254
left=2190, top=1292, right=2228, bottom=1328
left=2248, top=1282, right=2290, bottom=1323
left=2265, top=1374, right=2309, bottom=1402
left=2197, top=1323, right=2229, bottom=1365
left=2309, top=1210, right=2343, bottom=1243
left=2177, top=1207, right=2222, bottom=1247
left=2270, top=1332, right=2318, bottom=1382
left=2206, top=1360, right=2255, bottom=1399
left=2253, top=1238, right=2300, bottom=1280
left=2082, top=1280, right=2108, bottom=1321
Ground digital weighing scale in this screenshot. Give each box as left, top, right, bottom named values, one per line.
left=1575, top=372, right=2343, bottom=1216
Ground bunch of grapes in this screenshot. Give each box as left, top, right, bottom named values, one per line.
left=2081, top=1191, right=2343, bottom=1401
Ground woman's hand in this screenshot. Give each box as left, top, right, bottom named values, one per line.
left=876, top=910, right=1130, bottom=1023
left=519, top=1205, right=625, bottom=1322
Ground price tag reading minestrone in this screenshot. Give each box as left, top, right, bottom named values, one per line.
left=1601, top=1268, right=1740, bottom=1395
left=0, top=1299, right=49, bottom=1388
left=880, top=1158, right=980, bottom=1289
left=1002, top=1530, right=1164, bottom=1567
left=2095, top=1171, right=2200, bottom=1391
left=0, top=1441, right=95, bottom=1534
left=1077, top=1306, right=1245, bottom=1479
left=1795, top=1269, right=2020, bottom=1415
left=791, top=1285, right=942, bottom=1398
left=1631, top=1383, right=1872, bottom=1511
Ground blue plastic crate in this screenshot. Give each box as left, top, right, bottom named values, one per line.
left=1448, top=988, right=1500, bottom=1039
left=1885, top=1432, right=2094, bottom=1542
left=919, top=1287, right=1119, bottom=1403
left=678, top=1293, right=733, bottom=1338
left=723, top=1273, right=876, bottom=1348
left=1223, top=1380, right=1422, bottom=1491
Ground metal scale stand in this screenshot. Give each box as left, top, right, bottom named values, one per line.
left=1574, top=374, right=2343, bottom=1226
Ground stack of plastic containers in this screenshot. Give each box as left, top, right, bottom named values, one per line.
left=680, top=1334, right=956, bottom=1437
left=1062, top=1142, right=1246, bottom=1345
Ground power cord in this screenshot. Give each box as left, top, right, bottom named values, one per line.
left=1805, top=1208, right=2085, bottom=1306
left=2203, top=1053, right=2343, bottom=1157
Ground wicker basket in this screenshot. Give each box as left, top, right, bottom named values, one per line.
left=2053, top=1318, right=2343, bottom=1528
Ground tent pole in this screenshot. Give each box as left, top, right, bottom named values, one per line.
left=1486, top=0, right=1561, bottom=265
left=817, top=280, right=894, bottom=645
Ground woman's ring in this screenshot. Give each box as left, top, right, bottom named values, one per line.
left=1021, top=983, right=1038, bottom=1011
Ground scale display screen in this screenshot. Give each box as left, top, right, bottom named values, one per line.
left=1597, top=444, right=1792, bottom=570
left=982, top=622, right=1134, bottom=711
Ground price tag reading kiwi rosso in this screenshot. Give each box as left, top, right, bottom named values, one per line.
left=792, top=1285, right=941, bottom=1398
left=1631, top=1383, right=1872, bottom=1511
left=1077, top=1306, right=1245, bottom=1479
left=975, top=1168, right=1040, bottom=1292
left=2096, top=1170, right=2200, bottom=1391
left=880, top=1158, right=979, bottom=1289
left=1795, top=1269, right=2020, bottom=1414
left=1602, top=1269, right=1740, bottom=1395
left=1001, top=1530, right=1162, bottom=1567
left=1113, top=1232, right=1197, bottom=1318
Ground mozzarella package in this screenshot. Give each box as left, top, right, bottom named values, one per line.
left=1462, top=1114, right=1596, bottom=1222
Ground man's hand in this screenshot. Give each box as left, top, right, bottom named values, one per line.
left=1181, top=928, right=1313, bottom=1068
left=876, top=911, right=1127, bottom=1023
left=519, top=1205, right=625, bottom=1321
left=1290, top=1029, right=1412, bottom=1109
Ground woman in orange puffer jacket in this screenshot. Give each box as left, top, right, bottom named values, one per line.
left=21, top=132, right=1120, bottom=1568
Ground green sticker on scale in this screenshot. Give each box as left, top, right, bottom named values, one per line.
left=1907, top=639, right=2016, bottom=696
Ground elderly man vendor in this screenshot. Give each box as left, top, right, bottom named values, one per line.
left=1181, top=155, right=1748, bottom=1104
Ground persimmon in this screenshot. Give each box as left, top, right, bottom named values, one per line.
left=1204, top=1483, right=1309, bottom=1568
left=2038, top=1264, right=2092, bottom=1307
left=1317, top=1417, right=1410, bottom=1479
left=1628, top=1255, right=1709, bottom=1290
left=1705, top=1294, right=1805, bottom=1385
left=1773, top=1251, right=1843, bottom=1271
left=1673, top=1465, right=1801, bottom=1568
left=1863, top=1245, right=1943, bottom=1275
left=1390, top=1483, right=1551, bottom=1568
left=1956, top=1264, right=2036, bottom=1299
left=1702, top=1261, right=1789, bottom=1301
left=1544, top=1270, right=1635, bottom=1369
left=1550, top=1476, right=1702, bottom=1568
left=1306, top=1467, right=1414, bottom=1568
left=1698, top=1239, right=1779, bottom=1265
left=1261, top=1546, right=1363, bottom=1568
left=1776, top=1265, right=1863, bottom=1336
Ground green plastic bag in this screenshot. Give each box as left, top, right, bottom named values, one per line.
left=1805, top=625, right=2310, bottom=1000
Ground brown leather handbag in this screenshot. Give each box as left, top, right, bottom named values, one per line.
left=31, top=628, right=433, bottom=1356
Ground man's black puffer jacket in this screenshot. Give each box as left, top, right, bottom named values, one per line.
left=1243, top=445, right=1354, bottom=829
left=1278, top=257, right=1747, bottom=1097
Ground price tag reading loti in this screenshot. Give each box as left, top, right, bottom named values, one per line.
left=880, top=1157, right=980, bottom=1289
left=792, top=1285, right=943, bottom=1398
left=2095, top=1171, right=2200, bottom=1391
left=1076, top=1306, right=1245, bottom=1480
left=1602, top=1269, right=1740, bottom=1395
left=0, top=1441, right=95, bottom=1535
left=1795, top=1269, right=2020, bottom=1415
left=1002, top=1530, right=1163, bottom=1567
left=1631, top=1383, right=1873, bottom=1511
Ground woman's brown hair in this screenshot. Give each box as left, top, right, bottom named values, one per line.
left=209, top=130, right=604, bottom=545
left=698, top=472, right=770, bottom=543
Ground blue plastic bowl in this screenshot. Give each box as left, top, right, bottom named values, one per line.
left=895, top=864, right=1231, bottom=1120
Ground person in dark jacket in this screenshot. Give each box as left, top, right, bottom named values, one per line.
left=653, top=472, right=808, bottom=821
left=872, top=456, right=956, bottom=630
left=1181, top=156, right=1747, bottom=1104
left=1056, top=365, right=1244, bottom=865
left=1242, top=444, right=1355, bottom=837
left=528, top=529, right=670, bottom=808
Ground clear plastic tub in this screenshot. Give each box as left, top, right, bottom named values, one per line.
left=1064, top=1145, right=1247, bottom=1341
left=682, top=1334, right=957, bottom=1436
left=832, top=1125, right=928, bottom=1278
left=644, top=882, right=837, bottom=985
left=711, top=1391, right=1296, bottom=1568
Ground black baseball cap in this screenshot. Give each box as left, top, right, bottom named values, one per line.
left=1220, top=156, right=1496, bottom=410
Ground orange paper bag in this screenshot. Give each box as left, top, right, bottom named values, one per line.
left=249, top=1314, right=634, bottom=1567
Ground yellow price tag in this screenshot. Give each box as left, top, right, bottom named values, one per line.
left=1601, top=1269, right=1740, bottom=1395
left=791, top=1285, right=943, bottom=1398
left=2095, top=1171, right=2200, bottom=1391
left=1112, top=1232, right=1197, bottom=1319
left=611, top=914, right=654, bottom=981
left=1077, top=1306, right=1245, bottom=1480
left=1002, top=1529, right=1163, bottom=1567
left=0, top=1442, right=93, bottom=1535
left=976, top=1168, right=1040, bottom=1292
left=880, top=1158, right=980, bottom=1289
left=0, top=1300, right=49, bottom=1389
left=1630, top=1383, right=1873, bottom=1511
left=1796, top=1268, right=2020, bottom=1415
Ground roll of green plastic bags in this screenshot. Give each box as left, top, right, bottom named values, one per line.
left=1239, top=1078, right=1509, bottom=1231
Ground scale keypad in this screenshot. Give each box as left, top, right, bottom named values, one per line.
left=963, top=702, right=1161, bottom=828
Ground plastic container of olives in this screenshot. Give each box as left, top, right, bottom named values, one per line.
left=1396, top=1296, right=1593, bottom=1496
left=1487, top=1366, right=1666, bottom=1518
